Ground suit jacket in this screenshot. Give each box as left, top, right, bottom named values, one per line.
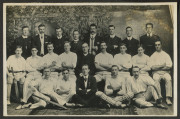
left=140, top=34, right=160, bottom=56
left=70, top=40, right=84, bottom=57
left=83, top=34, right=102, bottom=55
left=76, top=75, right=97, bottom=96
left=122, top=37, right=139, bottom=56
left=76, top=53, right=95, bottom=75
left=52, top=36, right=68, bottom=55
left=32, top=34, right=51, bottom=56
left=105, top=35, right=122, bottom=56
left=14, top=36, right=33, bottom=59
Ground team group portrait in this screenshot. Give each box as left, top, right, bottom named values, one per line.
left=4, top=3, right=177, bottom=116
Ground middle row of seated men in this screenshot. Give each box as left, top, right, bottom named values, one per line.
left=8, top=39, right=173, bottom=109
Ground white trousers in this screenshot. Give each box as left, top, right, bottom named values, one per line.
left=153, top=73, right=172, bottom=97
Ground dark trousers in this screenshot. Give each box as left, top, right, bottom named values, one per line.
left=72, top=93, right=98, bottom=107
left=97, top=80, right=105, bottom=92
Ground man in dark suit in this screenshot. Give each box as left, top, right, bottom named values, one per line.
left=122, top=26, right=139, bottom=56
left=72, top=64, right=97, bottom=107
left=13, top=26, right=33, bottom=59
left=70, top=30, right=84, bottom=56
left=32, top=24, right=51, bottom=56
left=105, top=25, right=122, bottom=56
left=140, top=23, right=160, bottom=56
left=83, top=24, right=102, bottom=55
left=76, top=43, right=95, bottom=76
left=52, top=27, right=68, bottom=55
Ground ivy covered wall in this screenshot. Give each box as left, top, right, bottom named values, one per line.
left=6, top=5, right=173, bottom=58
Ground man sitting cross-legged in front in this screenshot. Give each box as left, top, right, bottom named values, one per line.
left=127, top=66, right=167, bottom=109
left=16, top=46, right=43, bottom=109
left=96, top=65, right=134, bottom=108
left=72, top=64, right=97, bottom=107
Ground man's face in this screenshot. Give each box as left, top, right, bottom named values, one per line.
left=132, top=68, right=140, bottom=79
left=15, top=48, right=22, bottom=57
left=82, top=65, right=89, bottom=76
left=56, top=28, right=63, bottom=37
left=109, top=27, right=115, bottom=35
left=38, top=26, right=45, bottom=34
left=138, top=47, right=144, bottom=55
left=73, top=31, right=79, bottom=40
left=44, top=69, right=51, bottom=78
left=155, top=41, right=162, bottom=52
left=31, top=48, right=38, bottom=56
left=62, top=70, right=69, bottom=80
left=100, top=43, right=107, bottom=52
left=22, top=28, right=29, bottom=36
left=47, top=44, right=54, bottom=53
left=82, top=43, right=89, bottom=53
left=90, top=26, right=97, bottom=34
left=146, top=25, right=153, bottom=34
left=126, top=28, right=133, bottom=37
left=120, top=45, right=127, bottom=54
left=111, top=66, right=119, bottom=77
left=64, top=43, right=71, bottom=52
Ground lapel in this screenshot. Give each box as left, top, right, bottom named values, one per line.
left=87, top=76, right=91, bottom=89
left=81, top=77, right=86, bottom=89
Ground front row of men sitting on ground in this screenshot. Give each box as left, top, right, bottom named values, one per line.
left=6, top=40, right=173, bottom=110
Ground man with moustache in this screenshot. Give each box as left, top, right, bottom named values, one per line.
left=52, top=27, right=68, bottom=55
left=13, top=26, right=33, bottom=59
left=32, top=24, right=51, bottom=56
left=140, top=23, right=160, bottom=56
left=94, top=41, right=113, bottom=92
left=83, top=24, right=102, bottom=55
left=41, top=43, right=59, bottom=79
left=105, top=25, right=122, bottom=56
left=122, top=26, right=139, bottom=56
left=127, top=66, right=166, bottom=109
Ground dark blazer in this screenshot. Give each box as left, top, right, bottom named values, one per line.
left=76, top=53, right=95, bottom=75
left=140, top=34, right=160, bottom=56
left=76, top=75, right=97, bottom=96
left=52, top=36, right=68, bottom=55
left=122, top=37, right=139, bottom=56
left=14, top=36, right=33, bottom=59
left=83, top=34, right=102, bottom=55
left=70, top=40, right=84, bottom=57
left=32, top=34, right=51, bottom=56
left=105, top=35, right=122, bottom=56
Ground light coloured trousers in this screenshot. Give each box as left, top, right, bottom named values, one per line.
left=153, top=73, right=172, bottom=97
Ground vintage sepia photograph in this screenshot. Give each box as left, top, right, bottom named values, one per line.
left=3, top=2, right=177, bottom=116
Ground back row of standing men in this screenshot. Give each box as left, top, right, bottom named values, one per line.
left=7, top=23, right=173, bottom=108
left=12, top=23, right=159, bottom=59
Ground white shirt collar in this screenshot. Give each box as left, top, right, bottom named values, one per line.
left=110, top=34, right=115, bottom=38
left=83, top=53, right=88, bottom=56
left=127, top=36, right=132, bottom=40
left=83, top=75, right=89, bottom=80
left=73, top=39, right=79, bottom=42
left=57, top=35, right=62, bottom=39
left=147, top=33, right=153, bottom=37
left=90, top=34, right=96, bottom=39
left=22, top=35, right=28, bottom=39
